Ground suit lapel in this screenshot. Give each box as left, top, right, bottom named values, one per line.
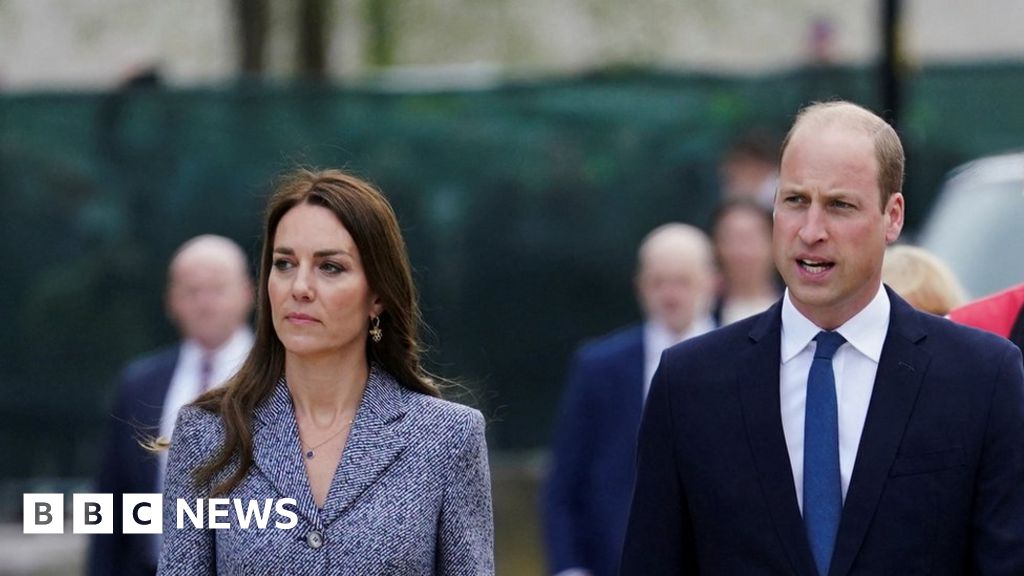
left=627, top=328, right=646, bottom=429
left=140, top=348, right=181, bottom=492
left=739, top=304, right=818, bottom=576
left=251, top=378, right=321, bottom=527
left=830, top=290, right=929, bottom=576
left=319, top=366, right=408, bottom=527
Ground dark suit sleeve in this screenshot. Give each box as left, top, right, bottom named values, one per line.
left=542, top=350, right=600, bottom=572
left=620, top=353, right=698, bottom=576
left=972, top=344, right=1024, bottom=573
left=436, top=409, right=495, bottom=575
left=87, top=372, right=136, bottom=576
left=157, top=408, right=215, bottom=576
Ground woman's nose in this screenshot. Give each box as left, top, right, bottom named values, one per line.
left=291, top=267, right=314, bottom=301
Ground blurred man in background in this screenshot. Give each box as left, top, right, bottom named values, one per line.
left=543, top=223, right=716, bottom=576
left=88, top=235, right=254, bottom=576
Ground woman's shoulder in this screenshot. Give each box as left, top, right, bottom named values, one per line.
left=171, top=404, right=225, bottom=448
left=401, top=389, right=485, bottom=444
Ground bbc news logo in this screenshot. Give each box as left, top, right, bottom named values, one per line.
left=23, top=494, right=298, bottom=534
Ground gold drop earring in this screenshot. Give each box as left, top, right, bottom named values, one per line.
left=369, top=315, right=383, bottom=343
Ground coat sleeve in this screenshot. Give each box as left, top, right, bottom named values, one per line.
left=619, top=352, right=698, bottom=575
left=157, top=407, right=216, bottom=576
left=541, top=348, right=600, bottom=573
left=87, top=372, right=134, bottom=576
left=435, top=409, right=495, bottom=575
left=972, top=343, right=1024, bottom=573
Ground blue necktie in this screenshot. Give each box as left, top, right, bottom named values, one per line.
left=804, top=330, right=846, bottom=576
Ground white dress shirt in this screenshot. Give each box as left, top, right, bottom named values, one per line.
left=151, top=327, right=253, bottom=561
left=157, top=327, right=254, bottom=487
left=643, top=316, right=716, bottom=400
left=780, top=284, right=889, bottom=513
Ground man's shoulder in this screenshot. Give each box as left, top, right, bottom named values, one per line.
left=575, top=324, right=644, bottom=364
left=914, top=307, right=1019, bottom=361
left=665, top=311, right=767, bottom=361
left=120, top=345, right=180, bottom=382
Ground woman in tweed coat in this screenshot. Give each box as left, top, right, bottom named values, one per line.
left=158, top=169, right=494, bottom=575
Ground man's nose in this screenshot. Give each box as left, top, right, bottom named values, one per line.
left=797, top=205, right=829, bottom=245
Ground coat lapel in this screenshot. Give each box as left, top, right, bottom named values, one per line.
left=739, top=303, right=818, bottom=576
left=626, top=327, right=646, bottom=428
left=251, top=378, right=320, bottom=528
left=830, top=290, right=930, bottom=576
left=319, top=366, right=409, bottom=527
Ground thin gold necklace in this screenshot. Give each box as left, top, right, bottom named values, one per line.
left=302, top=419, right=353, bottom=460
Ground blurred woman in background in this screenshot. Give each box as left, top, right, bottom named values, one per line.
left=882, top=244, right=966, bottom=316
left=709, top=200, right=781, bottom=325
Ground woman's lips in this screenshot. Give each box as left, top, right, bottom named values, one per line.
left=285, top=313, right=319, bottom=324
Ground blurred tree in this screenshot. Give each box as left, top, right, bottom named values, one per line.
left=298, top=0, right=329, bottom=78
left=235, top=0, right=268, bottom=75
left=366, top=0, right=396, bottom=67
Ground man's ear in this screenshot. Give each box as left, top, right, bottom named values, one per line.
left=885, top=192, right=905, bottom=245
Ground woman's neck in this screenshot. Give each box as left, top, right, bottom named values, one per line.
left=285, top=351, right=368, bottom=427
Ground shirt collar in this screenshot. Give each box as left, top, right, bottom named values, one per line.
left=645, top=315, right=716, bottom=349
left=780, top=283, right=889, bottom=364
left=181, top=327, right=254, bottom=367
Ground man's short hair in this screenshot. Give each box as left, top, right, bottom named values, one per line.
left=780, top=101, right=904, bottom=211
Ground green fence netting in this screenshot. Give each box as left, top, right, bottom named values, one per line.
left=1, top=64, right=1023, bottom=482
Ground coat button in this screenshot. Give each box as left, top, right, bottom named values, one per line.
left=306, top=530, right=324, bottom=549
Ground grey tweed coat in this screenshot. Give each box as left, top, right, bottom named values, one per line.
left=157, top=366, right=494, bottom=575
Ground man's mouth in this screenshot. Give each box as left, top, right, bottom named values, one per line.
left=797, top=259, right=835, bottom=274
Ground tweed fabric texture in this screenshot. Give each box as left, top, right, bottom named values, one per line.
left=157, top=365, right=494, bottom=575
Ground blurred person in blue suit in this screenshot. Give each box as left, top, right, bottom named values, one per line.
left=88, top=235, right=255, bottom=576
left=158, top=169, right=493, bottom=575
left=621, top=101, right=1024, bottom=575
left=543, top=223, right=717, bottom=576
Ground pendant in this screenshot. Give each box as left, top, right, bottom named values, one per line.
left=305, top=450, right=314, bottom=460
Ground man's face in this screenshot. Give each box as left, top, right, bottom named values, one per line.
left=168, top=250, right=253, bottom=350
left=773, top=123, right=904, bottom=329
left=637, top=244, right=712, bottom=335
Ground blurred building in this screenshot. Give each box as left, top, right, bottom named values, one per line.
left=2, top=0, right=1024, bottom=91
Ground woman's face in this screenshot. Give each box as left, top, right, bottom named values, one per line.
left=715, top=208, right=774, bottom=283
left=268, top=203, right=381, bottom=361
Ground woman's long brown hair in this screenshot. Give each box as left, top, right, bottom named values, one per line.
left=191, top=168, right=440, bottom=496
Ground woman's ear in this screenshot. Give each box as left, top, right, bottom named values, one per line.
left=370, top=294, right=384, bottom=319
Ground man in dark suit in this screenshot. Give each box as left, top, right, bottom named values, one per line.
left=621, top=101, right=1024, bottom=575
left=88, top=235, right=254, bottom=576
left=544, top=223, right=717, bottom=576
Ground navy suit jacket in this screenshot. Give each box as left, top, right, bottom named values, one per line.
left=544, top=325, right=645, bottom=576
left=89, top=346, right=179, bottom=576
left=621, top=288, right=1024, bottom=575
